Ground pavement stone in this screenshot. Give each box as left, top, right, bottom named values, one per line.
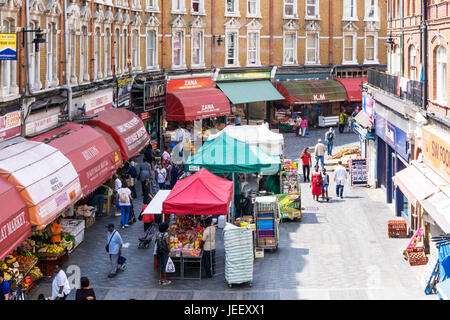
left=27, top=128, right=436, bottom=300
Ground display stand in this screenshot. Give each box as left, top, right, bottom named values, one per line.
left=254, top=196, right=280, bottom=251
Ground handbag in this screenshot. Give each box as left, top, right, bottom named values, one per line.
left=305, top=129, right=309, bottom=135
left=165, top=257, right=175, bottom=273
left=105, top=231, right=116, bottom=253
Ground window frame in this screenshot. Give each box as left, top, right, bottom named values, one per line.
left=364, top=33, right=379, bottom=65
left=305, top=0, right=320, bottom=19
left=408, top=45, right=416, bottom=81
left=436, top=46, right=448, bottom=105
left=172, top=0, right=187, bottom=14
left=283, top=31, right=297, bottom=65
left=247, top=0, right=261, bottom=18
left=246, top=31, right=260, bottom=66
left=225, top=30, right=239, bottom=67
left=172, top=29, right=186, bottom=69
left=191, top=0, right=205, bottom=15
left=305, top=32, right=319, bottom=65
left=146, top=29, right=158, bottom=70
left=364, top=0, right=379, bottom=21
left=225, top=0, right=240, bottom=17
left=283, top=0, right=298, bottom=19
left=342, top=33, right=357, bottom=64
left=191, top=29, right=205, bottom=68
left=131, top=29, right=140, bottom=71
left=342, top=0, right=358, bottom=21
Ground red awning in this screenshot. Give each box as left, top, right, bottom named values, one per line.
left=0, top=177, right=31, bottom=261
left=86, top=108, right=150, bottom=161
left=31, top=122, right=123, bottom=197
left=166, top=87, right=231, bottom=121
left=162, top=168, right=233, bottom=215
left=334, top=78, right=367, bottom=102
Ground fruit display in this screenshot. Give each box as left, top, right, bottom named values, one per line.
left=168, top=216, right=204, bottom=258
left=35, top=243, right=66, bottom=258
left=29, top=266, right=43, bottom=281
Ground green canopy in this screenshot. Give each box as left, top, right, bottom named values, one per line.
left=185, top=133, right=281, bottom=174
left=216, top=81, right=285, bottom=105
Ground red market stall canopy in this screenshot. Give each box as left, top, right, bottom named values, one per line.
left=30, top=122, right=123, bottom=197
left=0, top=140, right=81, bottom=229
left=162, top=168, right=233, bottom=215
left=274, top=80, right=348, bottom=105
left=334, top=78, right=367, bottom=102
left=0, top=177, right=31, bottom=261
left=166, top=87, right=231, bottom=121
left=86, top=108, right=150, bottom=161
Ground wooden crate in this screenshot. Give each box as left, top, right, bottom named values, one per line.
left=388, top=220, right=407, bottom=238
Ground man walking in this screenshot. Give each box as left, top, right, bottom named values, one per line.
left=333, top=161, right=348, bottom=199
left=300, top=147, right=312, bottom=182
left=91, top=185, right=106, bottom=217
left=51, top=263, right=71, bottom=300
left=156, top=162, right=167, bottom=191
left=314, top=139, right=327, bottom=169
left=128, top=161, right=138, bottom=198
left=325, top=127, right=336, bottom=156
left=338, top=110, right=346, bottom=133
left=106, top=223, right=123, bottom=278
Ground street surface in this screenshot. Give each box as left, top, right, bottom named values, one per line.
left=29, top=128, right=436, bottom=300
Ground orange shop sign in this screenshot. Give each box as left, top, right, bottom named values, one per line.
left=167, top=78, right=214, bottom=92
left=422, top=126, right=450, bottom=183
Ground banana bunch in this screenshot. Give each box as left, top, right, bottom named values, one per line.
left=29, top=267, right=43, bottom=279
left=5, top=255, right=16, bottom=264
left=0, top=262, right=8, bottom=270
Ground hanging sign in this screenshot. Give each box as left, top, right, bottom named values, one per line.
left=0, top=111, right=21, bottom=142
left=350, top=159, right=368, bottom=186
left=0, top=33, right=17, bottom=60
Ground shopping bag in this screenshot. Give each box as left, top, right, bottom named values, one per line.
left=165, top=257, right=175, bottom=273
left=305, top=129, right=309, bottom=136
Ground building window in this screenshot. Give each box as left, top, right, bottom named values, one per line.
left=306, top=0, right=319, bottom=19
left=80, top=26, right=89, bottom=82
left=436, top=46, right=447, bottom=104
left=146, top=0, right=159, bottom=11
left=343, top=0, right=357, bottom=20
left=365, top=34, right=378, bottom=64
left=247, top=0, right=260, bottom=17
left=114, top=28, right=120, bottom=74
left=226, top=31, right=238, bottom=66
left=94, top=27, right=102, bottom=80
left=131, top=30, right=139, bottom=69
left=283, top=32, right=297, bottom=65
left=172, top=0, right=186, bottom=13
left=191, top=0, right=204, bottom=14
left=191, top=30, right=204, bottom=67
left=409, top=45, right=416, bottom=80
left=343, top=34, right=356, bottom=64
left=365, top=0, right=378, bottom=20
left=172, top=31, right=185, bottom=68
left=47, top=22, right=58, bottom=87
left=0, top=19, right=18, bottom=97
left=306, top=33, right=319, bottom=64
left=247, top=32, right=259, bottom=66
left=284, top=0, right=297, bottom=18
left=105, top=28, right=111, bottom=77
left=122, top=29, right=128, bottom=72
left=146, top=30, right=157, bottom=68
left=70, top=30, right=77, bottom=84
left=226, top=0, right=239, bottom=16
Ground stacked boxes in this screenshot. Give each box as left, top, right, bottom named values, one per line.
left=224, top=223, right=254, bottom=285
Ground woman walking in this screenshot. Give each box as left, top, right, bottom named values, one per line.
left=310, top=165, right=322, bottom=202
left=155, top=223, right=171, bottom=286
left=118, top=181, right=133, bottom=229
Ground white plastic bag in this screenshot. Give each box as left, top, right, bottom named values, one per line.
left=165, top=257, right=175, bottom=273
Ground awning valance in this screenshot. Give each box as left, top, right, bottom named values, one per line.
left=216, top=81, right=284, bottom=105
left=393, top=165, right=438, bottom=206
left=422, top=192, right=450, bottom=234
left=274, top=80, right=348, bottom=105
left=166, top=87, right=231, bottom=121
left=143, top=190, right=171, bottom=215
left=334, top=78, right=367, bottom=102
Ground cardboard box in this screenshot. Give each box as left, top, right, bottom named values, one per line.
left=255, top=248, right=264, bottom=258
left=257, top=238, right=266, bottom=246
left=265, top=238, right=276, bottom=246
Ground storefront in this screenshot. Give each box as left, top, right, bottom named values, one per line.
left=130, top=73, right=166, bottom=150
left=375, top=113, right=411, bottom=220
left=215, top=69, right=283, bottom=126
left=273, top=79, right=347, bottom=130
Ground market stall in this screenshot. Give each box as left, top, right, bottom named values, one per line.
left=161, top=168, right=233, bottom=280
left=276, top=159, right=302, bottom=221
left=254, top=196, right=280, bottom=251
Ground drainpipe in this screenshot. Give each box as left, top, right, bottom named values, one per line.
left=328, top=0, right=333, bottom=66
left=24, top=0, right=73, bottom=120
left=211, top=0, right=215, bottom=67
left=161, top=0, right=166, bottom=69
left=421, top=0, right=428, bottom=109
left=269, top=0, right=274, bottom=65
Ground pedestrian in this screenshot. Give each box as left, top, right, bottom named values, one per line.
left=295, top=115, right=302, bottom=136
left=143, top=145, right=154, bottom=166
left=300, top=118, right=308, bottom=136
left=139, top=160, right=151, bottom=198
left=235, top=115, right=242, bottom=126
left=142, top=178, right=153, bottom=205
left=51, top=263, right=71, bottom=300
left=311, top=165, right=322, bottom=202
left=114, top=174, right=122, bottom=214
left=170, top=164, right=180, bottom=189
left=91, top=185, right=106, bottom=217
left=0, top=271, right=10, bottom=300
left=118, top=181, right=133, bottom=229
left=338, top=110, right=346, bottom=133
left=139, top=205, right=155, bottom=232
left=325, top=127, right=336, bottom=156
left=321, top=168, right=330, bottom=202
left=155, top=222, right=171, bottom=286
left=314, top=139, right=327, bottom=169
left=165, top=161, right=173, bottom=189
left=202, top=217, right=216, bottom=278
left=334, top=161, right=348, bottom=199
left=156, top=162, right=167, bottom=191
left=105, top=223, right=123, bottom=278
left=75, top=277, right=96, bottom=300
left=300, top=147, right=312, bottom=182
left=162, top=146, right=171, bottom=167
left=128, top=161, right=138, bottom=198
left=47, top=216, right=62, bottom=244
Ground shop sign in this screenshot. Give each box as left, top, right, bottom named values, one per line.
left=0, top=33, right=17, bottom=60
left=189, top=165, right=200, bottom=172
left=167, top=77, right=214, bottom=92
left=25, top=108, right=60, bottom=136
left=140, top=112, right=149, bottom=120
left=144, top=79, right=166, bottom=112
left=422, top=126, right=450, bottom=183
left=83, top=88, right=114, bottom=115
left=362, top=92, right=375, bottom=117
left=117, top=76, right=134, bottom=108
left=0, top=111, right=21, bottom=142
left=0, top=210, right=28, bottom=245
left=313, top=94, right=326, bottom=101
left=375, top=114, right=409, bottom=161
left=217, top=71, right=271, bottom=82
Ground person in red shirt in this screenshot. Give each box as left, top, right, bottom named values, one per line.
left=300, top=147, right=312, bottom=182
left=140, top=204, right=155, bottom=232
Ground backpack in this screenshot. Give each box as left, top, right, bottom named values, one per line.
left=156, top=233, right=168, bottom=255
left=326, top=131, right=334, bottom=141
left=119, top=190, right=128, bottom=203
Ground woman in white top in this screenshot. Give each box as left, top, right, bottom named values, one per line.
left=118, top=181, right=133, bottom=229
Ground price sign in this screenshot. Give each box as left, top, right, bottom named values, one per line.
left=350, top=159, right=368, bottom=186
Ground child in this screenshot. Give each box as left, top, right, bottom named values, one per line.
left=321, top=168, right=330, bottom=202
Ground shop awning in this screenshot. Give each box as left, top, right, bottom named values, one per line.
left=354, top=110, right=373, bottom=129
left=185, top=132, right=281, bottom=174
left=274, top=80, right=348, bottom=105
left=0, top=141, right=81, bottom=229
left=334, top=78, right=367, bottom=102
left=142, top=190, right=171, bottom=215
left=166, top=87, right=231, bottom=121
left=30, top=122, right=123, bottom=197
left=86, top=108, right=150, bottom=161
left=0, top=177, right=31, bottom=261
left=216, top=81, right=284, bottom=105
left=162, top=168, right=233, bottom=215
left=393, top=165, right=438, bottom=206
left=422, top=192, right=450, bottom=234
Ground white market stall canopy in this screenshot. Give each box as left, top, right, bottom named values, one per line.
left=143, top=190, right=171, bottom=215
left=207, top=125, right=284, bottom=156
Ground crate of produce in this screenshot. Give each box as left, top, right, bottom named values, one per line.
left=388, top=220, right=407, bottom=238
left=407, top=246, right=428, bottom=266
left=36, top=259, right=58, bottom=277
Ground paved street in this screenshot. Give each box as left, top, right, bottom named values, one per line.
left=29, top=128, right=435, bottom=300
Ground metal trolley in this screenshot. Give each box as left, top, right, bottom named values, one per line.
left=254, top=196, right=280, bottom=252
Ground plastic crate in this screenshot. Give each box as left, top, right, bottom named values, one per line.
left=257, top=220, right=274, bottom=230
left=388, top=220, right=407, bottom=238
left=407, top=247, right=428, bottom=266
left=258, top=230, right=274, bottom=238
